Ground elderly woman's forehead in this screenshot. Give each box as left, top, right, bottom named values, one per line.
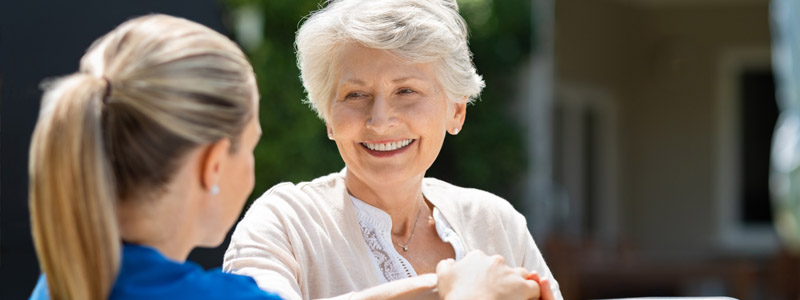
left=338, top=46, right=436, bottom=74
left=338, top=44, right=410, bottom=60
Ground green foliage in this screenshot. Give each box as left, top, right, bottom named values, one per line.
left=431, top=0, right=532, bottom=205
left=223, top=0, right=531, bottom=206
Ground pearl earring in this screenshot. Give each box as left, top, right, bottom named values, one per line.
left=327, top=132, right=334, bottom=140
left=453, top=128, right=460, bottom=135
left=210, top=184, right=220, bottom=196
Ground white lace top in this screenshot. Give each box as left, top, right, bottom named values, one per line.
left=350, top=195, right=466, bottom=283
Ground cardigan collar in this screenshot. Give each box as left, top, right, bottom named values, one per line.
left=330, top=167, right=471, bottom=255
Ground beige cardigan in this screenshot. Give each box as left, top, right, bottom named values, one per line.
left=223, top=170, right=563, bottom=300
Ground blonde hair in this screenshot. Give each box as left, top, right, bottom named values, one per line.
left=29, top=14, right=255, bottom=299
left=295, top=0, right=485, bottom=120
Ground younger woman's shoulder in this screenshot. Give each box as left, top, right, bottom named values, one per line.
left=174, top=270, right=283, bottom=300
left=29, top=270, right=283, bottom=300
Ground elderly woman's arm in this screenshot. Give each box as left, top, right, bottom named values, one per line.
left=223, top=199, right=306, bottom=300
left=516, top=216, right=564, bottom=300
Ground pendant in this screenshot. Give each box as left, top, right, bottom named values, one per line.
left=402, top=245, right=409, bottom=252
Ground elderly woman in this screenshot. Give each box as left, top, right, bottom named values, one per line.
left=223, top=0, right=563, bottom=299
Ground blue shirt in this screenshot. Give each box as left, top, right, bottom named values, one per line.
left=30, top=244, right=282, bottom=300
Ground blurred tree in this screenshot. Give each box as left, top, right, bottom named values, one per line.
left=223, top=0, right=531, bottom=206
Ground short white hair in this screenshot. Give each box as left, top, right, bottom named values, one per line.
left=295, top=0, right=485, bottom=120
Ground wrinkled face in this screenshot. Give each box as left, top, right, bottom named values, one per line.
left=328, top=44, right=465, bottom=188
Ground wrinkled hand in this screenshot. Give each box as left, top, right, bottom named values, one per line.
left=435, top=250, right=541, bottom=300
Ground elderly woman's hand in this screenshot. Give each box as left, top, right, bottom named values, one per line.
left=435, top=250, right=544, bottom=300
left=526, top=272, right=556, bottom=300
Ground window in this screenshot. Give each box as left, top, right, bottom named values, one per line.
left=715, top=48, right=779, bottom=255
left=552, top=85, right=619, bottom=242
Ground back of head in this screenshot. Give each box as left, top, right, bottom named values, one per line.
left=295, top=0, right=485, bottom=120
left=29, top=14, right=255, bottom=299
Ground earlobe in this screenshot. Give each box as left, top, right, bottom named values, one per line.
left=200, top=139, right=231, bottom=194
left=209, top=184, right=220, bottom=196
left=449, top=100, right=467, bottom=132
left=326, top=123, right=335, bottom=140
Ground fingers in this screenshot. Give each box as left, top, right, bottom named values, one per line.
left=436, top=258, right=456, bottom=274
left=538, top=279, right=555, bottom=300
left=516, top=269, right=544, bottom=300
left=438, top=252, right=547, bottom=300
left=522, top=276, right=541, bottom=300
left=513, top=267, right=532, bottom=279
left=417, top=273, right=438, bottom=288
left=490, top=254, right=506, bottom=266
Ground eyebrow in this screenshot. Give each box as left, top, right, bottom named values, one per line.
left=341, top=79, right=367, bottom=86
left=340, top=76, right=425, bottom=86
left=391, top=76, right=424, bottom=84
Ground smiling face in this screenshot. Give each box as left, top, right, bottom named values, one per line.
left=328, top=44, right=466, bottom=190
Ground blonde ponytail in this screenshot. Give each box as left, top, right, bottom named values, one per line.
left=30, top=74, right=120, bottom=299
left=29, top=14, right=255, bottom=299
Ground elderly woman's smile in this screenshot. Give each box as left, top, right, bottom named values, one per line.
left=361, top=139, right=415, bottom=153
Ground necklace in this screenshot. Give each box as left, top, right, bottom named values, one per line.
left=394, top=200, right=424, bottom=252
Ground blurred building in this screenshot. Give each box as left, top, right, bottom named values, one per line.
left=527, top=0, right=799, bottom=298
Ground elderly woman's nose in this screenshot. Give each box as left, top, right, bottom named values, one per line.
left=366, top=96, right=396, bottom=133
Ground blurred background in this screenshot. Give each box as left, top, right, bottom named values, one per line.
left=1, top=0, right=794, bottom=299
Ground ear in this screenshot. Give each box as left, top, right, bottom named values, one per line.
left=326, top=122, right=335, bottom=140
left=200, top=138, right=232, bottom=194
left=447, top=97, right=467, bottom=135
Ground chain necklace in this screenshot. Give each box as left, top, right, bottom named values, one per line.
left=393, top=200, right=424, bottom=252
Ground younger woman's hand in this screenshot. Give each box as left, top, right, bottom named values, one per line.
left=435, top=250, right=541, bottom=300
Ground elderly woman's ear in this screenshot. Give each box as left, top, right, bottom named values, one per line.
left=326, top=124, right=334, bottom=140
left=448, top=98, right=467, bottom=135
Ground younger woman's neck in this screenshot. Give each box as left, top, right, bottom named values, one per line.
left=116, top=191, right=198, bottom=262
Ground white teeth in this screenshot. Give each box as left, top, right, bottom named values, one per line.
left=363, top=139, right=413, bottom=152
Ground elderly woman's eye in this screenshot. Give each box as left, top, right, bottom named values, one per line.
left=398, top=88, right=416, bottom=94
left=345, top=92, right=366, bottom=99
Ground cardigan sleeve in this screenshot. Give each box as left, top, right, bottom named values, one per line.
left=223, top=185, right=305, bottom=300
left=223, top=183, right=356, bottom=300
left=423, top=178, right=565, bottom=300
left=515, top=213, right=564, bottom=300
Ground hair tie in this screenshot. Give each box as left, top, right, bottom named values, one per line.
left=102, top=77, right=113, bottom=103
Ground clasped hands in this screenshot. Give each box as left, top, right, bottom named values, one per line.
left=436, top=251, right=555, bottom=300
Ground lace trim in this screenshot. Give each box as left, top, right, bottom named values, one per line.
left=358, top=223, right=412, bottom=282
left=351, top=195, right=463, bottom=283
